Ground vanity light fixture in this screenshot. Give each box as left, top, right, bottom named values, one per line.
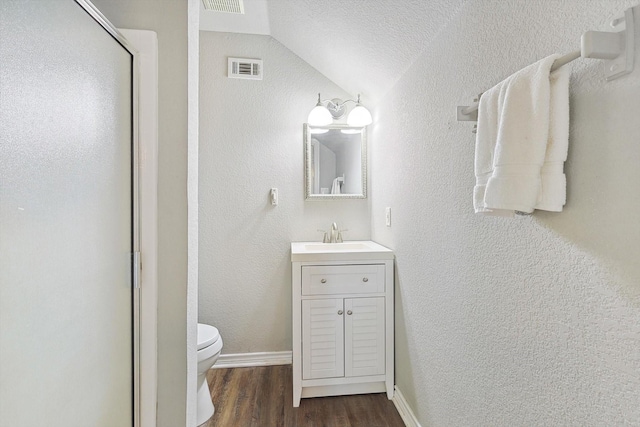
left=307, top=93, right=333, bottom=126
left=307, top=93, right=373, bottom=127
left=346, top=95, right=373, bottom=127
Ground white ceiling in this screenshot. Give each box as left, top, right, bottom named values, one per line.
left=199, top=0, right=270, bottom=35
left=200, top=0, right=468, bottom=104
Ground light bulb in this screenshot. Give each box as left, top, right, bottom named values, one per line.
left=341, top=128, right=362, bottom=134
left=310, top=127, right=330, bottom=134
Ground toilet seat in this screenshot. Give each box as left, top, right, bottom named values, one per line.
left=197, top=323, right=220, bottom=350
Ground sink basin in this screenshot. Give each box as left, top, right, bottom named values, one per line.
left=303, top=242, right=371, bottom=252
left=291, top=240, right=394, bottom=262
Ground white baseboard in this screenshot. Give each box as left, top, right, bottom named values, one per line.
left=211, top=351, right=293, bottom=369
left=392, top=386, right=422, bottom=427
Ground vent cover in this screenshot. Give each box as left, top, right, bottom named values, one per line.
left=202, top=0, right=245, bottom=13
left=228, top=57, right=263, bottom=80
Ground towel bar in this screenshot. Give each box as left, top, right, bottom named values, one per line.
left=457, top=6, right=635, bottom=123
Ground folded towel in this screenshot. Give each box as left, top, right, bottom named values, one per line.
left=535, top=65, right=570, bottom=211
left=331, top=177, right=342, bottom=194
left=474, top=54, right=567, bottom=216
left=473, top=79, right=515, bottom=217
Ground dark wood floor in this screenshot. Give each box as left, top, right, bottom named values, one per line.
left=203, top=365, right=405, bottom=427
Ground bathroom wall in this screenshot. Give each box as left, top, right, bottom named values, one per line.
left=370, top=0, right=640, bottom=425
left=89, top=1, right=189, bottom=425
left=198, top=32, right=371, bottom=353
left=318, top=142, right=337, bottom=192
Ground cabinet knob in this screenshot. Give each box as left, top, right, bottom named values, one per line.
left=337, top=310, right=343, bottom=315
left=362, top=277, right=369, bottom=282
left=347, top=310, right=353, bottom=315
left=320, top=278, right=327, bottom=283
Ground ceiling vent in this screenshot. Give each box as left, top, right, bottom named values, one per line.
left=228, top=57, right=263, bottom=80
left=201, top=0, right=245, bottom=14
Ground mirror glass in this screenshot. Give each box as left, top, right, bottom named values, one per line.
left=304, top=124, right=367, bottom=200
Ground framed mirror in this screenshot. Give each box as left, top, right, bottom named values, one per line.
left=304, top=124, right=367, bottom=200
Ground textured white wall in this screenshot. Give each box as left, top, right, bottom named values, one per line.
left=318, top=143, right=337, bottom=191
left=198, top=32, right=370, bottom=353
left=371, top=0, right=640, bottom=425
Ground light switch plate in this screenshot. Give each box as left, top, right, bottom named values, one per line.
left=385, top=207, right=391, bottom=227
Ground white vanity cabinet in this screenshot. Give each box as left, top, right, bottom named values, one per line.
left=291, top=241, right=394, bottom=407
left=302, top=296, right=386, bottom=380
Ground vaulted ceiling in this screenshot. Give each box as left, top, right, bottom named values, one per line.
left=200, top=0, right=469, bottom=104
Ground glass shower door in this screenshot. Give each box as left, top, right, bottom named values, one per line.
left=0, top=1, right=135, bottom=425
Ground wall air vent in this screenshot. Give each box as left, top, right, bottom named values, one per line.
left=228, top=57, right=263, bottom=80
left=202, top=0, right=245, bottom=14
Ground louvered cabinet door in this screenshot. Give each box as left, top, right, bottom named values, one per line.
left=344, top=297, right=386, bottom=377
left=302, top=299, right=345, bottom=380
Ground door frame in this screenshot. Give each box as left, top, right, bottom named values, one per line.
left=119, top=29, right=159, bottom=427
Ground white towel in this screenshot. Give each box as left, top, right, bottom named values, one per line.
left=331, top=177, right=342, bottom=194
left=536, top=65, right=570, bottom=211
left=474, top=54, right=569, bottom=216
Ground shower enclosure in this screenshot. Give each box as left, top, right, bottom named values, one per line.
left=0, top=1, right=139, bottom=425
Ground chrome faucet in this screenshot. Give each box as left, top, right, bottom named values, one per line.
left=330, top=223, right=345, bottom=243
left=318, top=222, right=345, bottom=243
left=330, top=222, right=339, bottom=243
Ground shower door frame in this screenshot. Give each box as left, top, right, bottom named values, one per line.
left=75, top=1, right=142, bottom=425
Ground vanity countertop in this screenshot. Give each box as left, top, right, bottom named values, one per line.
left=291, top=240, right=394, bottom=262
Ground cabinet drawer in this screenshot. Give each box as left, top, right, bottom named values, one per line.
left=302, top=265, right=385, bottom=295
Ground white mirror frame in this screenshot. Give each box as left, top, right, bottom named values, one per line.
left=304, top=123, right=367, bottom=200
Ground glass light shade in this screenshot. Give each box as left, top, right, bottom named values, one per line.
left=307, top=105, right=332, bottom=126
left=347, top=105, right=372, bottom=126
left=309, top=127, right=329, bottom=134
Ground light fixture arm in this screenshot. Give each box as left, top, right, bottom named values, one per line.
left=318, top=95, right=360, bottom=120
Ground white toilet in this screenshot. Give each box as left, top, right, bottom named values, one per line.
left=197, top=323, right=223, bottom=426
